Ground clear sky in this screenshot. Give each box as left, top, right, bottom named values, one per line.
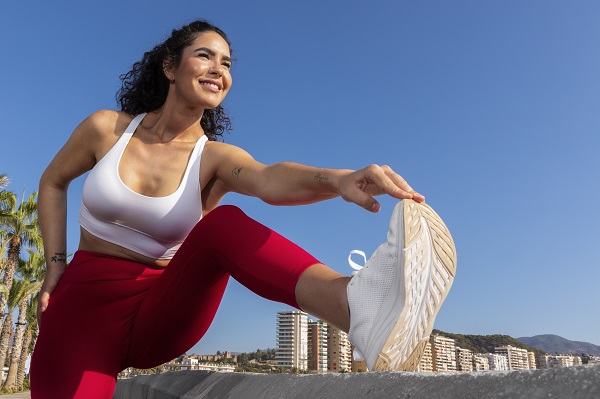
left=1, top=0, right=599, bottom=355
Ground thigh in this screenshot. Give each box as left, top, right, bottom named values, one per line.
left=127, top=205, right=318, bottom=367
left=126, top=250, right=230, bottom=368
left=30, top=252, right=160, bottom=398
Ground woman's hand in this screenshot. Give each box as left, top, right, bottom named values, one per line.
left=337, top=164, right=425, bottom=212
left=37, top=270, right=63, bottom=328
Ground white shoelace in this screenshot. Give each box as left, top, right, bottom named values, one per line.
left=348, top=249, right=367, bottom=276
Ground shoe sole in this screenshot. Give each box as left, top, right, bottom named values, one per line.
left=371, top=199, right=457, bottom=371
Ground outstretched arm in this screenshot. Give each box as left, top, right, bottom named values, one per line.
left=206, top=142, right=425, bottom=212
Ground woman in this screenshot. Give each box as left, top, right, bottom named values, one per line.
left=31, top=20, right=456, bottom=398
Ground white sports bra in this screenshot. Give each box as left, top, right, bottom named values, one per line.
left=79, top=113, right=208, bottom=260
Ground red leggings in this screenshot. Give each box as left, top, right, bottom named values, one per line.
left=30, top=205, right=319, bottom=398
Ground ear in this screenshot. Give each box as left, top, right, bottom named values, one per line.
left=163, top=60, right=175, bottom=81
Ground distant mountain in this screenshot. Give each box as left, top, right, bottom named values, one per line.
left=517, top=335, right=600, bottom=356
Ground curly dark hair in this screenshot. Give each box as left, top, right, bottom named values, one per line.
left=117, top=20, right=232, bottom=141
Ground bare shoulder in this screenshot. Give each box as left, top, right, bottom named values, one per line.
left=78, top=110, right=133, bottom=141
left=74, top=110, right=135, bottom=160
left=41, top=110, right=137, bottom=186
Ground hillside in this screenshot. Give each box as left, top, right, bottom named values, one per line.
left=432, top=329, right=547, bottom=360
left=517, top=334, right=600, bottom=356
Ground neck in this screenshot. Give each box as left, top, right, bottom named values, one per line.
left=143, top=103, right=206, bottom=143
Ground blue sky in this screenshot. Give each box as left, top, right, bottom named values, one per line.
left=1, top=0, right=599, bottom=354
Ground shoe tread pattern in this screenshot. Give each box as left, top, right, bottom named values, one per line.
left=373, top=200, right=456, bottom=371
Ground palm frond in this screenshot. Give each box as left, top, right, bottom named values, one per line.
left=0, top=175, right=8, bottom=190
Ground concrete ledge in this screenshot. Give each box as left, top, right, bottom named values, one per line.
left=114, top=364, right=600, bottom=399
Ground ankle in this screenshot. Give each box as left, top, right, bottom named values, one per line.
left=294, top=265, right=351, bottom=332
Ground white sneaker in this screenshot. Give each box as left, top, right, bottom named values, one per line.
left=347, top=199, right=457, bottom=371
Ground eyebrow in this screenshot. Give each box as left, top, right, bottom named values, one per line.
left=193, top=47, right=232, bottom=63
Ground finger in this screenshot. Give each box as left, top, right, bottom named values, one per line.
left=348, top=186, right=380, bottom=212
left=365, top=166, right=415, bottom=200
left=38, top=293, right=50, bottom=313
left=380, top=166, right=426, bottom=203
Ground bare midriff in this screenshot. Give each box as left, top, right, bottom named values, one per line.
left=78, top=228, right=171, bottom=268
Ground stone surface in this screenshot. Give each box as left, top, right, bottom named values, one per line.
left=114, top=364, right=600, bottom=399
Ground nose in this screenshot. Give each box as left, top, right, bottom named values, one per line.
left=208, top=63, right=224, bottom=77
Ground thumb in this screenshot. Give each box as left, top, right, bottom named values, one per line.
left=38, top=292, right=50, bottom=313
left=349, top=189, right=380, bottom=212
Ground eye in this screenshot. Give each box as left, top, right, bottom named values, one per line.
left=197, top=53, right=210, bottom=59
left=222, top=62, right=232, bottom=70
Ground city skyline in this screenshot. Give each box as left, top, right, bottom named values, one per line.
left=2, top=1, right=599, bottom=355
left=168, top=312, right=598, bottom=375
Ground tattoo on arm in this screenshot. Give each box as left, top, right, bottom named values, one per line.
left=314, top=173, right=328, bottom=183
left=232, top=167, right=243, bottom=180
left=50, top=251, right=67, bottom=270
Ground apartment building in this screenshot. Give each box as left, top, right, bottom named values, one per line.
left=495, top=345, right=530, bottom=370
left=327, top=325, right=352, bottom=372
left=276, top=311, right=308, bottom=370
left=456, top=346, right=473, bottom=372
left=181, top=357, right=198, bottom=370
left=527, top=351, right=537, bottom=369
left=540, top=354, right=583, bottom=369
left=351, top=356, right=367, bottom=372
left=485, top=353, right=509, bottom=371
left=307, top=320, right=328, bottom=373
left=430, top=335, right=457, bottom=372
left=472, top=354, right=490, bottom=371
left=417, top=341, right=434, bottom=373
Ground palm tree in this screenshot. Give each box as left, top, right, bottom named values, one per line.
left=0, top=231, right=8, bottom=274
left=3, top=250, right=45, bottom=390
left=3, top=277, right=43, bottom=390
left=0, top=174, right=10, bottom=272
left=0, top=191, right=42, bottom=320
left=0, top=288, right=18, bottom=384
left=0, top=181, right=14, bottom=274
left=18, top=294, right=38, bottom=390
left=0, top=174, right=8, bottom=190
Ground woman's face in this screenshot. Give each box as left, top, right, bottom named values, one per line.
left=166, top=31, right=233, bottom=109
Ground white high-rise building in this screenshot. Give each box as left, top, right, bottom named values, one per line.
left=486, top=353, right=509, bottom=371
left=495, top=345, right=530, bottom=370
left=456, top=346, right=473, bottom=372
left=327, top=325, right=352, bottom=372
left=417, top=341, right=434, bottom=372
left=472, top=354, right=490, bottom=371
left=276, top=311, right=308, bottom=370
left=308, top=320, right=328, bottom=373
left=430, top=335, right=457, bottom=372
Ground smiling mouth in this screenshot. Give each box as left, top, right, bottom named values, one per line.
left=199, top=81, right=221, bottom=91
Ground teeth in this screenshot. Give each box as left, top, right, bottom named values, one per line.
left=200, top=82, right=219, bottom=90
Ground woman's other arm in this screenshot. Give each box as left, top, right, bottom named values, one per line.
left=37, top=110, right=123, bottom=326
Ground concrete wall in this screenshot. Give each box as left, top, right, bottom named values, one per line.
left=114, top=364, right=600, bottom=399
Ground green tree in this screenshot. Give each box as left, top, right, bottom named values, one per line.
left=3, top=250, right=45, bottom=391
left=0, top=284, right=19, bottom=378
left=0, top=191, right=42, bottom=384
left=18, top=294, right=39, bottom=390
left=0, top=231, right=9, bottom=279
left=0, top=191, right=42, bottom=311
left=238, top=352, right=249, bottom=366
left=0, top=175, right=8, bottom=190
left=0, top=174, right=10, bottom=274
